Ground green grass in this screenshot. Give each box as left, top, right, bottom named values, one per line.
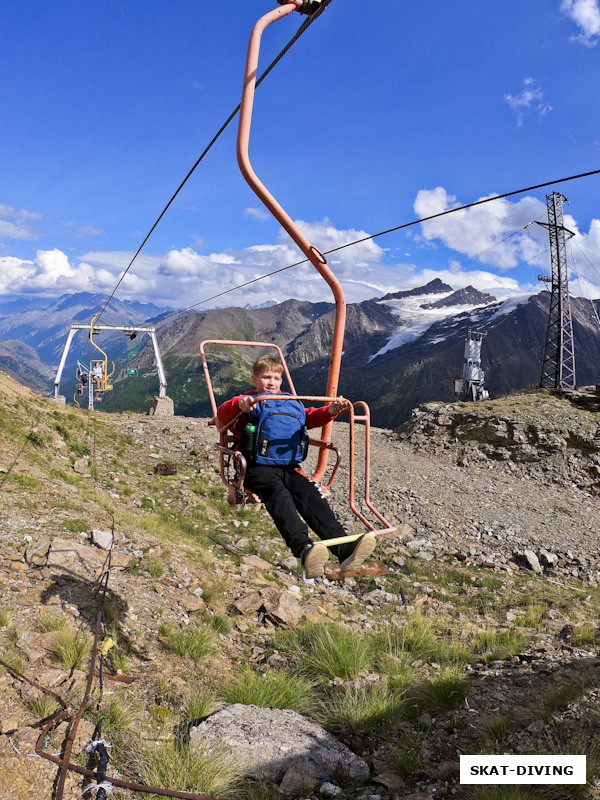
left=203, top=613, right=232, bottom=634
left=471, top=628, right=526, bottom=661
left=374, top=617, right=472, bottom=665
left=5, top=473, right=39, bottom=488
left=69, top=441, right=91, bottom=458
left=299, top=623, right=373, bottom=681
left=109, top=649, right=131, bottom=674
left=128, top=742, right=245, bottom=798
left=570, top=623, right=598, bottom=646
left=159, top=623, right=218, bottom=662
left=0, top=609, right=11, bottom=627
left=235, top=781, right=294, bottom=800
left=527, top=672, right=599, bottom=723
left=49, top=629, right=92, bottom=670
left=39, top=612, right=70, bottom=632
left=61, top=518, right=89, bottom=533
left=322, top=683, right=410, bottom=736
left=99, top=697, right=140, bottom=737
left=406, top=667, right=469, bottom=713
left=28, top=693, right=60, bottom=721
left=182, top=688, right=222, bottom=726
left=391, top=732, right=428, bottom=776
left=480, top=709, right=518, bottom=745
left=222, top=667, right=319, bottom=716
left=26, top=430, right=45, bottom=447
left=135, top=556, right=164, bottom=578
left=0, top=652, right=27, bottom=675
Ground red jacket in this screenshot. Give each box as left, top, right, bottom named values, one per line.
left=217, top=390, right=335, bottom=442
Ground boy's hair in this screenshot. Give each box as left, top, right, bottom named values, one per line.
left=252, top=355, right=284, bottom=376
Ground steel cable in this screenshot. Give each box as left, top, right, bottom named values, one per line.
left=96, top=0, right=334, bottom=325
left=154, top=170, right=600, bottom=322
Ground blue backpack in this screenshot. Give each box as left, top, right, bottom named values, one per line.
left=245, top=395, right=309, bottom=466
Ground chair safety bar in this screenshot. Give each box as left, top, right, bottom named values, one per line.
left=200, top=337, right=395, bottom=536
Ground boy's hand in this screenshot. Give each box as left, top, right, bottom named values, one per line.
left=238, top=395, right=255, bottom=414
left=328, top=396, right=351, bottom=416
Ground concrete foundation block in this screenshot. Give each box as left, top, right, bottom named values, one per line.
left=148, top=396, right=174, bottom=417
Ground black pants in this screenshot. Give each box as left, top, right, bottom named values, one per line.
left=244, top=464, right=348, bottom=560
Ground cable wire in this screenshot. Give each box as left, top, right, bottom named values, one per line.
left=567, top=240, right=600, bottom=331
left=155, top=169, right=600, bottom=322
left=96, top=0, right=334, bottom=325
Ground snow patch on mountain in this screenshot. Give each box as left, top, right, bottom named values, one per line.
left=370, top=292, right=493, bottom=359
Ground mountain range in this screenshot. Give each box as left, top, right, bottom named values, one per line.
left=1, top=283, right=599, bottom=426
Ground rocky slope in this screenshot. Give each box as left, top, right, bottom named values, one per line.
left=1, top=374, right=600, bottom=800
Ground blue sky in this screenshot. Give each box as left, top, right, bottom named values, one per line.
left=2, top=0, right=600, bottom=310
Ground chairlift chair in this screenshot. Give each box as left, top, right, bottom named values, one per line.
left=200, top=1, right=396, bottom=549
left=125, top=331, right=142, bottom=377
left=89, top=315, right=115, bottom=391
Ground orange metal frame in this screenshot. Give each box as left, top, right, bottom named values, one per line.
left=237, top=1, right=345, bottom=484
left=200, top=340, right=395, bottom=541
left=198, top=3, right=396, bottom=543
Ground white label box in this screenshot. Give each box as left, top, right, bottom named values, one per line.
left=460, top=755, right=586, bottom=784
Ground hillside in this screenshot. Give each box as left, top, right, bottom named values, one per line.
left=2, top=374, right=600, bottom=799
left=105, top=287, right=600, bottom=426
left=1, top=285, right=600, bottom=429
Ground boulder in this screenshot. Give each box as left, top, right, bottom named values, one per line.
left=190, top=704, right=370, bottom=783
left=279, top=767, right=319, bottom=796
left=25, top=540, right=50, bottom=567
left=91, top=529, right=113, bottom=550
left=73, top=458, right=89, bottom=475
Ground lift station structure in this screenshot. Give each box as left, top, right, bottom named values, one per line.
left=54, top=323, right=169, bottom=411
left=454, top=329, right=489, bottom=401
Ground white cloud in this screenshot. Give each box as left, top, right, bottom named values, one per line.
left=4, top=212, right=598, bottom=308
left=504, top=78, right=552, bottom=126
left=0, top=249, right=92, bottom=294
left=244, top=207, right=271, bottom=221
left=564, top=217, right=600, bottom=298
left=561, top=0, right=600, bottom=45
left=0, top=203, right=43, bottom=240
left=75, top=225, right=103, bottom=237
left=414, top=187, right=549, bottom=270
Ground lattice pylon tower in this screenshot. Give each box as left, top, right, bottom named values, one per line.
left=537, top=192, right=576, bottom=390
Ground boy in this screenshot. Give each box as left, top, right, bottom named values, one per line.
left=217, top=355, right=376, bottom=580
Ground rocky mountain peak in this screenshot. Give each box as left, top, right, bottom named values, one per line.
left=379, top=277, right=453, bottom=302
left=420, top=285, right=497, bottom=309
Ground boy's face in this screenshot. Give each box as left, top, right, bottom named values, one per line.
left=251, top=369, right=282, bottom=394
